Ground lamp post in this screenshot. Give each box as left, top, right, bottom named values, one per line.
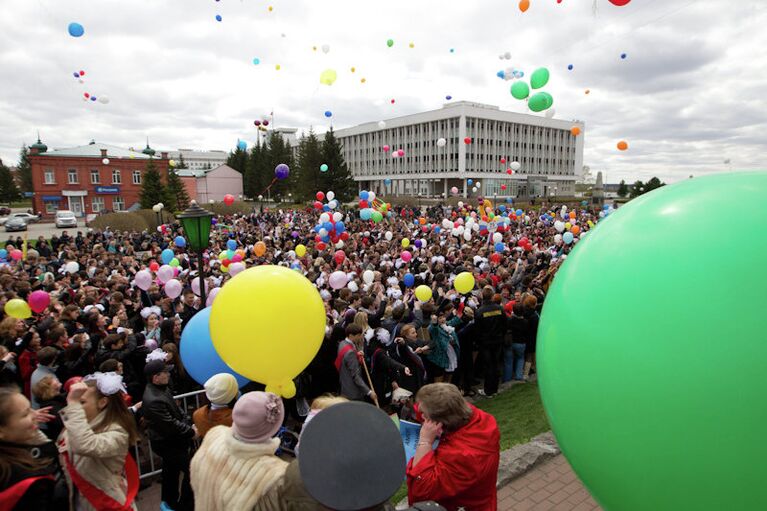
left=152, top=203, right=164, bottom=226
left=177, top=201, right=213, bottom=309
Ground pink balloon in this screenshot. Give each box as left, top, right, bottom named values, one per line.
left=164, top=279, right=183, bottom=299
left=206, top=287, right=221, bottom=307
left=383, top=145, right=390, bottom=152
left=228, top=262, right=246, bottom=277
left=157, top=265, right=174, bottom=284
left=401, top=251, right=412, bottom=262
left=191, top=277, right=209, bottom=296
left=397, top=149, right=405, bottom=157
left=10, top=250, right=22, bottom=261
left=231, top=254, right=243, bottom=263
left=134, top=270, right=152, bottom=291
left=329, top=270, right=348, bottom=290
left=28, top=290, right=50, bottom=314
left=145, top=339, right=158, bottom=351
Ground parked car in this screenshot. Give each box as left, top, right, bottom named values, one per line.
left=0, top=212, right=40, bottom=226
left=55, top=210, right=78, bottom=228
left=4, top=217, right=28, bottom=232
left=0, top=206, right=10, bottom=216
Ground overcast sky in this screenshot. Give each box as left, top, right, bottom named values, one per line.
left=1, top=0, right=765, bottom=183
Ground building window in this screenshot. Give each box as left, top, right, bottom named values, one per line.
left=113, top=196, right=124, bottom=211
left=68, top=169, right=78, bottom=184
left=92, top=196, right=104, bottom=213
left=44, top=169, right=55, bottom=184
left=90, top=169, right=100, bottom=184
left=112, top=169, right=121, bottom=184
left=132, top=171, right=141, bottom=185
left=45, top=201, right=60, bottom=214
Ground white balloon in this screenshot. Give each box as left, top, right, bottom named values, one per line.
left=327, top=191, right=335, bottom=201
left=102, top=158, right=110, bottom=165
left=347, top=281, right=358, bottom=292
left=441, top=219, right=452, bottom=229
left=332, top=212, right=343, bottom=222
left=457, top=226, right=465, bottom=235
left=385, top=231, right=393, bottom=241
left=328, top=200, right=338, bottom=210
left=363, top=270, right=375, bottom=284
left=472, top=223, right=479, bottom=232
left=321, top=44, right=330, bottom=54
left=492, top=233, right=502, bottom=244
left=368, top=191, right=376, bottom=202
left=436, top=138, right=447, bottom=147
left=554, top=221, right=565, bottom=233
left=378, top=120, right=386, bottom=129
left=420, top=239, right=427, bottom=249
left=463, top=230, right=472, bottom=241
left=504, top=52, right=512, bottom=60
left=472, top=187, right=477, bottom=193
left=545, top=109, right=556, bottom=119
left=476, top=181, right=481, bottom=187
left=98, top=96, right=110, bottom=104
left=335, top=240, right=345, bottom=249
left=554, top=234, right=563, bottom=244
left=65, top=261, right=80, bottom=274
left=392, top=153, right=399, bottom=159
left=510, top=161, right=521, bottom=171
left=319, top=228, right=328, bottom=237
left=451, top=228, right=459, bottom=237
left=319, top=213, right=330, bottom=223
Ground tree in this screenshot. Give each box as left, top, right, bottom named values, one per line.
left=644, top=177, right=665, bottom=192
left=176, top=153, right=188, bottom=169
left=0, top=159, right=21, bottom=203
left=321, top=128, right=356, bottom=202
left=629, top=180, right=644, bottom=199
left=295, top=130, right=324, bottom=201
left=617, top=180, right=628, bottom=198
left=226, top=147, right=247, bottom=174
left=16, top=145, right=33, bottom=194
left=166, top=168, right=190, bottom=211
left=264, top=133, right=294, bottom=201
left=139, top=158, right=169, bottom=209
left=244, top=140, right=269, bottom=199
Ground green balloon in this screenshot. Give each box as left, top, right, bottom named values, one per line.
left=371, top=211, right=383, bottom=223
left=530, top=67, right=550, bottom=89
left=538, top=172, right=767, bottom=511
left=528, top=92, right=553, bottom=112
left=510, top=81, right=529, bottom=100
left=320, top=164, right=329, bottom=172
left=386, top=39, right=394, bottom=48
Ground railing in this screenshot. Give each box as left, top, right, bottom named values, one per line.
left=135, top=389, right=206, bottom=480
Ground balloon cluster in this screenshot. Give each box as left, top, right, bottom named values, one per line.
left=313, top=190, right=340, bottom=213
left=313, top=207, right=348, bottom=252
left=358, top=190, right=390, bottom=223
left=510, top=67, right=554, bottom=113
left=253, top=117, right=270, bottom=132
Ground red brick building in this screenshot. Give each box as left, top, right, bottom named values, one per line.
left=29, top=139, right=169, bottom=219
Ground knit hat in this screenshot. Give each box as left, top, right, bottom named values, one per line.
left=204, top=373, right=238, bottom=406
left=232, top=392, right=284, bottom=444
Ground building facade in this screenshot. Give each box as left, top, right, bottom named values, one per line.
left=294, top=101, right=584, bottom=199
left=167, top=149, right=228, bottom=171
left=29, top=140, right=169, bottom=218
left=177, top=164, right=243, bottom=204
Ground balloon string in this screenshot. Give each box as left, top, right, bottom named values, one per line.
left=258, top=178, right=278, bottom=197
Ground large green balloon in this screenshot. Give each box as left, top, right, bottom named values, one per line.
left=538, top=172, right=767, bottom=511
left=510, top=81, right=529, bottom=100
left=528, top=92, right=553, bottom=112
left=530, top=67, right=550, bottom=89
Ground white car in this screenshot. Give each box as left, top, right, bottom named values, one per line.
left=55, top=210, right=78, bottom=228
left=0, top=212, right=40, bottom=226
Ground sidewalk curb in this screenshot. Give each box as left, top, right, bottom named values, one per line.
left=496, top=431, right=560, bottom=489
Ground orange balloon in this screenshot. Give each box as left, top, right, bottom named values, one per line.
left=617, top=140, right=629, bottom=151
left=569, top=211, right=576, bottom=219
left=585, top=89, right=591, bottom=95
left=255, top=241, right=267, bottom=257
left=419, top=217, right=427, bottom=225
left=571, top=225, right=581, bottom=235
left=519, top=0, right=530, bottom=12
left=571, top=127, right=581, bottom=136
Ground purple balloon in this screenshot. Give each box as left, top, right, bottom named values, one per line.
left=275, top=163, right=290, bottom=180
left=291, top=231, right=299, bottom=238
left=415, top=239, right=422, bottom=248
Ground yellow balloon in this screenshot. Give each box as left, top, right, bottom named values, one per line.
left=218, top=251, right=227, bottom=261
left=275, top=64, right=281, bottom=70
left=409, top=42, right=415, bottom=48
left=415, top=285, right=432, bottom=303
left=296, top=244, right=306, bottom=257
left=210, top=266, right=325, bottom=398
left=401, top=238, right=410, bottom=248
left=350, top=66, right=356, bottom=73
left=4, top=298, right=31, bottom=319
left=320, top=68, right=337, bottom=86
left=454, top=272, right=475, bottom=294
left=565, top=222, right=572, bottom=230
left=360, top=77, right=366, bottom=83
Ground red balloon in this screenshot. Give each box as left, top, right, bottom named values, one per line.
left=464, top=137, right=472, bottom=144
left=608, top=0, right=631, bottom=5
left=507, top=169, right=513, bottom=175
left=84, top=92, right=90, bottom=98
left=149, top=261, right=159, bottom=272
left=340, top=232, right=350, bottom=241
left=222, top=259, right=231, bottom=267
left=316, top=242, right=327, bottom=251
left=500, top=158, right=506, bottom=164
left=334, top=250, right=345, bottom=264
left=313, top=201, right=323, bottom=210
left=490, top=253, right=502, bottom=264
left=359, top=200, right=369, bottom=208
left=500, top=185, right=507, bottom=191
left=316, top=191, right=325, bottom=201
left=223, top=194, right=235, bottom=206
left=79, top=70, right=85, bottom=76
left=315, top=235, right=322, bottom=242
left=421, top=226, right=429, bottom=233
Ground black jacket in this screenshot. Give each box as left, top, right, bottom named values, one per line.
left=473, top=303, right=507, bottom=347
left=508, top=313, right=530, bottom=346
left=142, top=383, right=194, bottom=444
left=0, top=439, right=68, bottom=510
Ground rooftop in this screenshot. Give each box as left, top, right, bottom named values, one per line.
left=33, top=142, right=164, bottom=159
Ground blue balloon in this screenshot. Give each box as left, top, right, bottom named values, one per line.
left=446, top=95, right=452, bottom=100
left=322, top=204, right=330, bottom=212
left=563, top=232, right=574, bottom=245
left=161, top=248, right=174, bottom=264
left=90, top=96, right=97, bottom=101
left=497, top=70, right=505, bottom=79
left=506, top=197, right=513, bottom=203
left=324, top=110, right=333, bottom=118
left=68, top=22, right=84, bottom=37
left=516, top=209, right=523, bottom=216
left=215, top=14, right=222, bottom=21
left=237, top=139, right=247, bottom=151
left=73, top=72, right=79, bottom=78
left=180, top=307, right=249, bottom=387
left=568, top=64, right=574, bottom=70
left=384, top=179, right=392, bottom=185
left=621, top=53, right=627, bottom=59
left=226, top=239, right=237, bottom=251
left=322, top=221, right=334, bottom=231
left=603, top=204, right=610, bottom=210
left=360, top=191, right=369, bottom=200
left=434, top=226, right=441, bottom=234
left=468, top=179, right=473, bottom=185
left=321, top=236, right=330, bottom=243
left=499, top=205, right=507, bottom=212
left=174, top=236, right=186, bottom=248
left=403, top=273, right=415, bottom=288
left=495, top=242, right=505, bottom=253
left=360, top=209, right=372, bottom=221
left=335, top=221, right=345, bottom=233
left=0, top=249, right=6, bottom=259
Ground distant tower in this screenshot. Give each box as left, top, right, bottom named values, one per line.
left=592, top=171, right=605, bottom=207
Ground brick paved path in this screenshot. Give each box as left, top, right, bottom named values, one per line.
left=498, top=454, right=602, bottom=511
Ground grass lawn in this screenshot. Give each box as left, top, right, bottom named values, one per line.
left=390, top=382, right=550, bottom=504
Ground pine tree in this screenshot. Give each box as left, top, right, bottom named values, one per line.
left=16, top=146, right=33, bottom=194
left=166, top=168, right=190, bottom=211
left=0, top=159, right=21, bottom=203
left=265, top=133, right=294, bottom=201
left=296, top=130, right=324, bottom=201
left=226, top=147, right=247, bottom=174
left=139, top=158, right=169, bottom=209
left=244, top=140, right=267, bottom=199
left=617, top=180, right=628, bottom=198
left=629, top=180, right=644, bottom=199
left=644, top=177, right=665, bottom=192
left=176, top=153, right=188, bottom=169
left=321, top=128, right=356, bottom=202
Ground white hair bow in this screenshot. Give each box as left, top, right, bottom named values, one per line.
left=83, top=372, right=127, bottom=396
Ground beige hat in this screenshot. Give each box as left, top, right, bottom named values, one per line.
left=204, top=373, right=239, bottom=406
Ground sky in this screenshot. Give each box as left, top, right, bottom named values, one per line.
left=1, top=0, right=765, bottom=184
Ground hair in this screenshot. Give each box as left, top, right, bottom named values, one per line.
left=522, top=293, right=538, bottom=310
left=162, top=343, right=186, bottom=379
left=46, top=326, right=67, bottom=345
left=37, top=346, right=59, bottom=366
left=0, top=387, right=50, bottom=485
left=353, top=312, right=369, bottom=332
left=415, top=383, right=473, bottom=432
left=103, top=332, right=126, bottom=350
left=421, top=302, right=437, bottom=316
left=99, top=359, right=120, bottom=373
left=63, top=304, right=80, bottom=319
left=83, top=380, right=140, bottom=445
left=0, top=317, right=21, bottom=340
left=360, top=296, right=374, bottom=309
left=481, top=286, right=495, bottom=302
left=33, top=375, right=61, bottom=402
left=160, top=319, right=177, bottom=344
left=345, top=323, right=363, bottom=337
left=400, top=324, right=417, bottom=339
left=512, top=303, right=525, bottom=316
left=310, top=394, right=348, bottom=411
left=392, top=304, right=406, bottom=321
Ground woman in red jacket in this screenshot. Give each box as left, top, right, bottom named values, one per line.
left=407, top=383, right=501, bottom=511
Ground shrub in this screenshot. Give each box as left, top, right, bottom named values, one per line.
left=204, top=201, right=254, bottom=216
left=88, top=212, right=149, bottom=233
left=134, top=209, right=176, bottom=230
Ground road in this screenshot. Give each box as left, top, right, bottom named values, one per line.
left=2, top=208, right=87, bottom=241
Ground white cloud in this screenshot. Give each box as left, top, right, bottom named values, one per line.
left=1, top=0, right=765, bottom=183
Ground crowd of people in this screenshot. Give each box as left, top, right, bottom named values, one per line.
left=0, top=197, right=599, bottom=510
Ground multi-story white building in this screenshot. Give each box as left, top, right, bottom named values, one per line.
left=167, top=149, right=228, bottom=172
left=293, top=101, right=584, bottom=199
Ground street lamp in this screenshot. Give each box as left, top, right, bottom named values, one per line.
left=177, top=200, right=213, bottom=309
left=152, top=203, right=164, bottom=226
